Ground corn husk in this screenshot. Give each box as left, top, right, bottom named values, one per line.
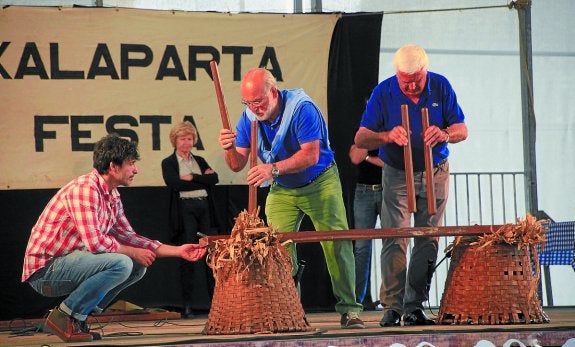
left=206, top=208, right=290, bottom=283
left=472, top=213, right=547, bottom=250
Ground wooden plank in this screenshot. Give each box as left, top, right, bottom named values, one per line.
left=421, top=107, right=437, bottom=215
left=199, top=225, right=501, bottom=247
left=3, top=309, right=574, bottom=346
left=209, top=60, right=238, bottom=169
left=401, top=104, right=416, bottom=212
left=248, top=120, right=258, bottom=215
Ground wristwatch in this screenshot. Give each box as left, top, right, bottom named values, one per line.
left=442, top=129, right=451, bottom=143
left=271, top=163, right=280, bottom=179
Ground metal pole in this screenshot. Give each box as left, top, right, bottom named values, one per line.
left=516, top=0, right=538, bottom=215
left=293, top=0, right=302, bottom=13
left=311, top=0, right=322, bottom=13
left=515, top=0, right=548, bottom=305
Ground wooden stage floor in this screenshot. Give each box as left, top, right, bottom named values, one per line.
left=2, top=307, right=574, bottom=347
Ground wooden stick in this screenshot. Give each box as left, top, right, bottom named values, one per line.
left=199, top=224, right=500, bottom=247
left=421, top=108, right=437, bottom=215
left=248, top=121, right=258, bottom=215
left=209, top=60, right=238, bottom=169
left=401, top=104, right=416, bottom=213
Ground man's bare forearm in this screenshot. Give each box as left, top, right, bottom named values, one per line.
left=354, top=127, right=388, bottom=150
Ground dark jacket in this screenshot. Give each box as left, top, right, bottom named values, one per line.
left=161, top=152, right=220, bottom=242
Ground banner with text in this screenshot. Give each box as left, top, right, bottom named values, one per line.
left=0, top=6, right=338, bottom=189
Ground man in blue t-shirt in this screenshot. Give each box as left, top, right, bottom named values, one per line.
left=355, top=45, right=468, bottom=327
left=218, top=68, right=364, bottom=329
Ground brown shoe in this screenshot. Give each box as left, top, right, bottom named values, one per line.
left=340, top=312, right=365, bottom=329
left=45, top=307, right=93, bottom=342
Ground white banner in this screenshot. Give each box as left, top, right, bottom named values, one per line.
left=0, top=6, right=338, bottom=189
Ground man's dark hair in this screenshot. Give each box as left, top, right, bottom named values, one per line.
left=93, top=134, right=140, bottom=174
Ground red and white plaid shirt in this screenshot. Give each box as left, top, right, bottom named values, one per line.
left=22, top=169, right=161, bottom=282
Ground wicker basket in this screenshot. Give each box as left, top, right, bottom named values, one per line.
left=437, top=239, right=549, bottom=325
left=202, top=223, right=310, bottom=335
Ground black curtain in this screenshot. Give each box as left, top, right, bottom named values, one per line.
left=297, top=12, right=383, bottom=312
left=328, top=12, right=383, bottom=228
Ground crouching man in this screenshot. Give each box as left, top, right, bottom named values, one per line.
left=22, top=134, right=207, bottom=342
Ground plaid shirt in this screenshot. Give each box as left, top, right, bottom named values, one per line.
left=22, top=169, right=161, bottom=282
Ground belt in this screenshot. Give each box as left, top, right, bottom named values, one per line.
left=306, top=161, right=335, bottom=185
left=180, top=196, right=207, bottom=201
left=390, top=159, right=448, bottom=172
left=317, top=161, right=335, bottom=177
left=356, top=183, right=382, bottom=191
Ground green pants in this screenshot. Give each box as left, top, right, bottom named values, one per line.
left=266, top=165, right=362, bottom=315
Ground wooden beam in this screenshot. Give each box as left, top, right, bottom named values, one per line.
left=401, top=104, right=416, bottom=212
left=209, top=60, right=238, bottom=169
left=199, top=225, right=500, bottom=247
left=248, top=120, right=258, bottom=215
left=421, top=107, right=436, bottom=215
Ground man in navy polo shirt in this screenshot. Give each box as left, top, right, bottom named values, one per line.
left=355, top=44, right=468, bottom=327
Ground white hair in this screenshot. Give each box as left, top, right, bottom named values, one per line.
left=393, top=44, right=429, bottom=74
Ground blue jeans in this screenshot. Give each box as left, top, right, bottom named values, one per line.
left=353, top=184, right=382, bottom=304
left=28, top=251, right=146, bottom=321
left=379, top=162, right=449, bottom=315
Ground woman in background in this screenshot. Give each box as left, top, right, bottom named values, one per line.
left=162, top=121, right=219, bottom=318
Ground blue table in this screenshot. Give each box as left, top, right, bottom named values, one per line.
left=536, top=221, right=575, bottom=306
left=537, top=221, right=575, bottom=271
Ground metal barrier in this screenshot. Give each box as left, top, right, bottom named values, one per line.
left=433, top=171, right=527, bottom=307
left=446, top=171, right=526, bottom=226
left=370, top=171, right=530, bottom=308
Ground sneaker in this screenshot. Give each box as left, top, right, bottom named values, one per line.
left=45, top=307, right=93, bottom=342
left=340, top=312, right=365, bottom=329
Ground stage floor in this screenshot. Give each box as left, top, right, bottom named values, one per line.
left=2, top=307, right=574, bottom=346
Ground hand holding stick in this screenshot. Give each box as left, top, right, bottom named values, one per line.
left=210, top=60, right=238, bottom=169
left=401, top=104, right=416, bottom=213
left=421, top=108, right=436, bottom=215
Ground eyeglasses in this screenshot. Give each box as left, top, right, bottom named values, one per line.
left=241, top=89, right=270, bottom=108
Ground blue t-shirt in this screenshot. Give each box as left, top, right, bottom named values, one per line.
left=235, top=89, right=334, bottom=188
left=360, top=71, right=465, bottom=171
